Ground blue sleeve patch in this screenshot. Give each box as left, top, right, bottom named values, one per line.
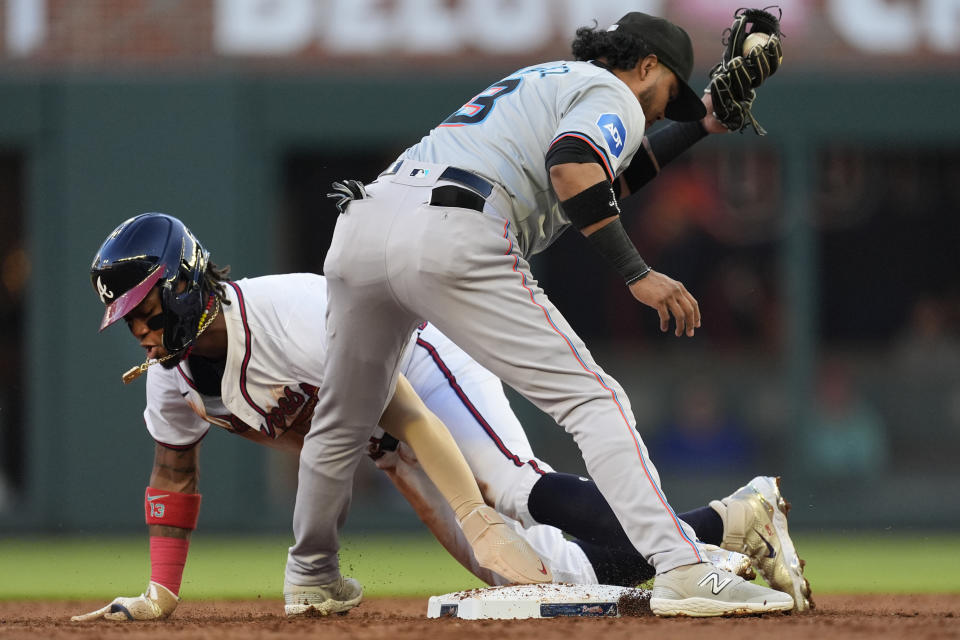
left=596, top=113, right=627, bottom=158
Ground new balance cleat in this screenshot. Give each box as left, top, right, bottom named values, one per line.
left=710, top=476, right=813, bottom=611
left=650, top=562, right=793, bottom=617
left=284, top=577, right=364, bottom=617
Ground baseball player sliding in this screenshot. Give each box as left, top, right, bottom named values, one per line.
left=76, top=213, right=555, bottom=621
left=75, top=210, right=808, bottom=620
left=294, top=8, right=794, bottom=618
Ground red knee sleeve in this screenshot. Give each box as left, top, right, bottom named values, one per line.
left=145, top=487, right=202, bottom=530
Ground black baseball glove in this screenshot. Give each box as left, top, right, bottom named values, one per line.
left=706, top=7, right=783, bottom=135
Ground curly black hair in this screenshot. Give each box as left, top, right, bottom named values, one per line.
left=203, top=260, right=232, bottom=307
left=571, top=23, right=655, bottom=71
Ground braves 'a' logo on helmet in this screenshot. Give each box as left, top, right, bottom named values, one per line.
left=96, top=276, right=114, bottom=303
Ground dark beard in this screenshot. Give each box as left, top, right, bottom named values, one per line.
left=637, top=85, right=656, bottom=117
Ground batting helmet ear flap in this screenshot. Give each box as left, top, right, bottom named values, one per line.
left=158, top=233, right=212, bottom=354
left=160, top=278, right=206, bottom=353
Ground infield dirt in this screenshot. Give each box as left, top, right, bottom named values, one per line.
left=1, top=594, right=956, bottom=639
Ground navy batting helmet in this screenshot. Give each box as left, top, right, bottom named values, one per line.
left=90, top=213, right=211, bottom=354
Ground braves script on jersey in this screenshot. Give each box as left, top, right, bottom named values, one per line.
left=404, top=61, right=645, bottom=257
left=143, top=274, right=330, bottom=447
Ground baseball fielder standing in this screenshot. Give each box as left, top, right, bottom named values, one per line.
left=294, top=10, right=791, bottom=617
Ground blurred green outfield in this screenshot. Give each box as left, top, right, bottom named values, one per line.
left=1, top=532, right=957, bottom=600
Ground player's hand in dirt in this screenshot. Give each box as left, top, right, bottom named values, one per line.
left=71, top=581, right=178, bottom=621
left=628, top=270, right=701, bottom=337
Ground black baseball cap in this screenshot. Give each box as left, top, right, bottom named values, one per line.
left=607, top=12, right=706, bottom=122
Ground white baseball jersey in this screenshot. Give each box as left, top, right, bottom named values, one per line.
left=142, top=273, right=596, bottom=585
left=144, top=274, right=330, bottom=448
left=402, top=60, right=647, bottom=257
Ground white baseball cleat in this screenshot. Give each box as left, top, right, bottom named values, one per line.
left=284, top=577, right=364, bottom=617
left=710, top=475, right=813, bottom=611
left=650, top=562, right=793, bottom=617
left=700, top=544, right=756, bottom=580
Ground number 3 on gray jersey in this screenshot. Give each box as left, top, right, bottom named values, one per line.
left=440, top=77, right=521, bottom=127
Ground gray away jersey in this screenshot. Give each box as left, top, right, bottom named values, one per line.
left=402, top=60, right=647, bottom=258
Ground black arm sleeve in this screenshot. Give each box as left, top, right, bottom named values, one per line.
left=621, top=120, right=708, bottom=193
left=545, top=136, right=603, bottom=167
left=586, top=218, right=651, bottom=285
left=545, top=135, right=613, bottom=182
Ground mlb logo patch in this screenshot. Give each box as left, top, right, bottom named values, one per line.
left=596, top=113, right=626, bottom=158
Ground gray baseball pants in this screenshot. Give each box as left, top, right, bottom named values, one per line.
left=286, top=160, right=703, bottom=586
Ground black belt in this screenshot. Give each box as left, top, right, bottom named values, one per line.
left=429, top=185, right=485, bottom=212
left=383, top=161, right=493, bottom=213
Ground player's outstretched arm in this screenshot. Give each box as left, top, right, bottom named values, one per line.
left=551, top=163, right=701, bottom=337
left=381, top=376, right=483, bottom=523
left=72, top=443, right=201, bottom=622
left=368, top=435, right=504, bottom=586
left=380, top=375, right=553, bottom=584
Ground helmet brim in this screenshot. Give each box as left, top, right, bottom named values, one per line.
left=99, top=265, right=166, bottom=331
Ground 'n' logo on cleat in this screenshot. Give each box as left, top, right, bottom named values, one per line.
left=697, top=572, right=734, bottom=595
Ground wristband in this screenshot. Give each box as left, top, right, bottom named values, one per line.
left=150, top=536, right=190, bottom=596
left=586, top=218, right=652, bottom=284
left=559, top=180, right=621, bottom=230
left=145, top=487, right=202, bottom=530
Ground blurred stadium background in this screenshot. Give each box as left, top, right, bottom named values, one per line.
left=0, top=0, right=958, bottom=547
